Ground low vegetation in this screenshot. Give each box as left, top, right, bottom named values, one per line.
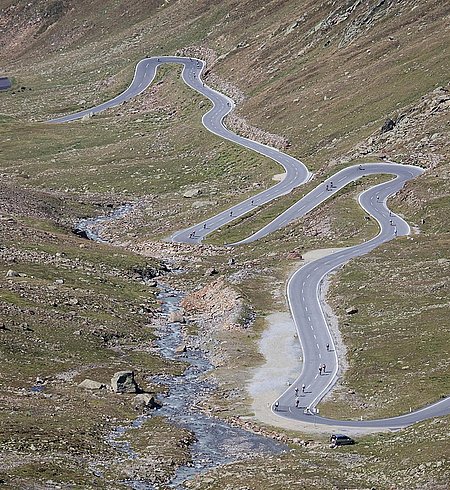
left=0, top=0, right=448, bottom=488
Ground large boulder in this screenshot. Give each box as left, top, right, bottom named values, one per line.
left=78, top=379, right=106, bottom=390
left=111, top=371, right=138, bottom=393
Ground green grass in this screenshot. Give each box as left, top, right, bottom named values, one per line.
left=321, top=234, right=449, bottom=419
left=0, top=0, right=449, bottom=487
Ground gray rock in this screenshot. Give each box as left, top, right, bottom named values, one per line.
left=5, top=270, right=19, bottom=278
left=132, top=393, right=161, bottom=411
left=346, top=306, right=359, bottom=315
left=381, top=118, right=395, bottom=133
left=204, top=267, right=218, bottom=276
left=78, top=379, right=106, bottom=390
left=111, top=371, right=138, bottom=393
left=183, top=188, right=202, bottom=198
left=175, top=344, right=187, bottom=354
left=81, top=112, right=93, bottom=121
left=168, top=310, right=185, bottom=323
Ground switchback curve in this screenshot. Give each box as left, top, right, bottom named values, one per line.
left=48, top=56, right=450, bottom=431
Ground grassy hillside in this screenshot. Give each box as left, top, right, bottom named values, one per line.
left=0, top=0, right=448, bottom=488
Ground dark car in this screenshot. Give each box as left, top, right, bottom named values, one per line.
left=330, top=434, right=355, bottom=447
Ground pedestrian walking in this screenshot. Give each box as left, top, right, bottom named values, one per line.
left=302, top=383, right=305, bottom=393
left=230, top=210, right=233, bottom=217
left=203, top=223, right=207, bottom=229
left=295, top=396, right=300, bottom=408
left=326, top=343, right=330, bottom=351
left=295, top=387, right=299, bottom=396
left=319, top=365, right=323, bottom=375
left=376, top=195, right=380, bottom=201
left=389, top=219, right=393, bottom=225
left=322, top=363, right=326, bottom=373
left=274, top=401, right=279, bottom=411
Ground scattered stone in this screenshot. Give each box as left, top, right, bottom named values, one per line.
left=55, top=279, right=64, bottom=284
left=346, top=306, right=359, bottom=315
left=111, top=371, right=138, bottom=393
left=78, top=379, right=106, bottom=390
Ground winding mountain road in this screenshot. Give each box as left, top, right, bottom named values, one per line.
left=49, top=56, right=450, bottom=430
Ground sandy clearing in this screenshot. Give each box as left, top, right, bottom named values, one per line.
left=246, top=247, right=389, bottom=434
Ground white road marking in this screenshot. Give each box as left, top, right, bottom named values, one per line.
left=49, top=56, right=437, bottom=428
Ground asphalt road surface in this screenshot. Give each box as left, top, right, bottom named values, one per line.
left=49, top=56, right=450, bottom=430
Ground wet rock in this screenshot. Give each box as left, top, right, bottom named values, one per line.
left=111, top=371, right=138, bottom=393
left=73, top=228, right=89, bottom=239
left=175, top=344, right=187, bottom=354
left=133, top=393, right=162, bottom=411
left=346, top=306, right=359, bottom=315
left=78, top=379, right=106, bottom=390
left=169, top=310, right=185, bottom=323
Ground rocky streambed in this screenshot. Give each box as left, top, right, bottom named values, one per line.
left=76, top=211, right=287, bottom=489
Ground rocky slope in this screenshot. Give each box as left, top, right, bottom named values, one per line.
left=0, top=0, right=448, bottom=488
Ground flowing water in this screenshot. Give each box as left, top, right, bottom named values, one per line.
left=75, top=204, right=133, bottom=242
left=77, top=211, right=287, bottom=489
